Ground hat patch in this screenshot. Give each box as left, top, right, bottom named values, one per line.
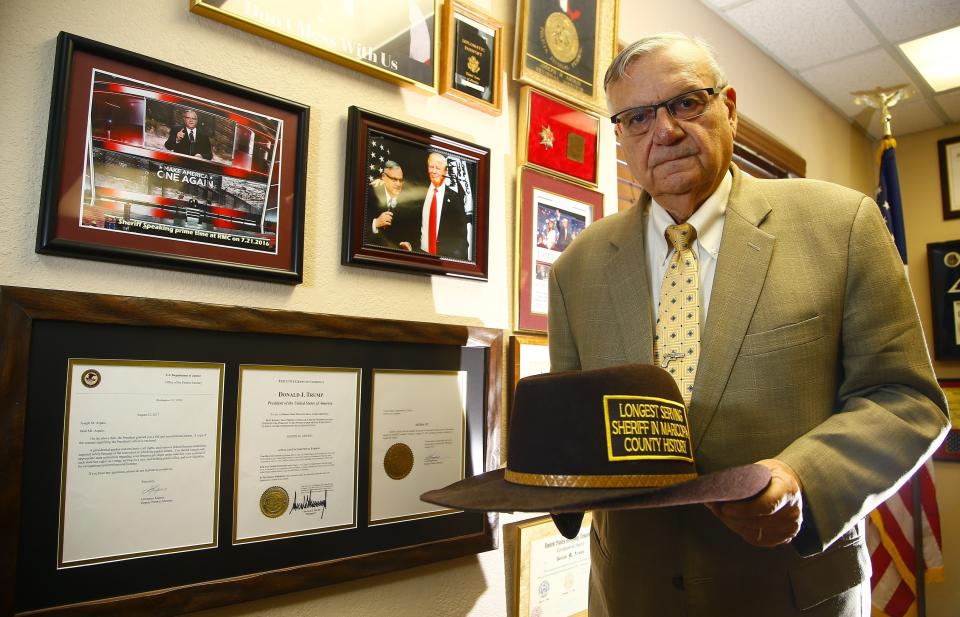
left=603, top=395, right=693, bottom=462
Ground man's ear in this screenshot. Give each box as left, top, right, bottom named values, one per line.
left=723, top=86, right=738, bottom=133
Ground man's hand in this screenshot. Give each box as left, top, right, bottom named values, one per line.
left=374, top=211, right=393, bottom=230
left=705, top=458, right=803, bottom=547
left=175, top=128, right=185, bottom=143
left=399, top=241, right=412, bottom=251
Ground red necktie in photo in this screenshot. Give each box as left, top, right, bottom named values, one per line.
left=428, top=186, right=438, bottom=254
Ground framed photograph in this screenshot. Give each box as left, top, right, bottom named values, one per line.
left=36, top=32, right=308, bottom=283
left=1, top=285, right=501, bottom=616
left=514, top=0, right=619, bottom=114
left=933, top=380, right=960, bottom=461
left=342, top=106, right=490, bottom=280
left=190, top=0, right=440, bottom=92
left=505, top=514, right=592, bottom=617
left=519, top=86, right=600, bottom=187
left=927, top=240, right=960, bottom=360
left=516, top=167, right=603, bottom=333
left=938, top=136, right=960, bottom=220
left=440, top=0, right=503, bottom=115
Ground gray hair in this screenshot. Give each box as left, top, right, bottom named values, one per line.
left=383, top=160, right=401, bottom=173
left=604, top=33, right=728, bottom=92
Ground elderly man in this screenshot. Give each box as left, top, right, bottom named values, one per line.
left=547, top=33, right=948, bottom=616
left=164, top=109, right=212, bottom=160
left=366, top=160, right=417, bottom=251
left=419, top=152, right=468, bottom=260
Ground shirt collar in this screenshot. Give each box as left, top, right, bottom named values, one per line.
left=648, top=170, right=731, bottom=263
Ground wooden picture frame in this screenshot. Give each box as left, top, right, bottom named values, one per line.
left=515, top=167, right=603, bottom=333
left=440, top=0, right=503, bottom=115
left=514, top=0, right=619, bottom=114
left=938, top=136, right=960, bottom=220
left=505, top=514, right=592, bottom=617
left=933, top=380, right=960, bottom=461
left=190, top=0, right=440, bottom=92
left=36, top=32, right=308, bottom=283
left=518, top=86, right=600, bottom=187
left=1, top=286, right=501, bottom=616
left=342, top=106, right=490, bottom=280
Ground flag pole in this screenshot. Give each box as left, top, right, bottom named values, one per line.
left=853, top=84, right=927, bottom=617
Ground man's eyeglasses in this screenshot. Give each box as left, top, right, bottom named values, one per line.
left=383, top=174, right=404, bottom=183
left=610, top=86, right=724, bottom=137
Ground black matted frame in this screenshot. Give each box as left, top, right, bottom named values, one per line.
left=938, top=136, right=960, bottom=220
left=927, top=240, right=960, bottom=360
left=342, top=106, right=490, bottom=280
left=439, top=0, right=504, bottom=115
left=0, top=286, right=501, bottom=617
left=37, top=32, right=308, bottom=283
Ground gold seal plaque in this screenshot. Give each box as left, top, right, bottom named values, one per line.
left=543, top=12, right=579, bottom=64
left=80, top=369, right=102, bottom=388
left=259, top=486, right=289, bottom=518
left=384, top=442, right=415, bottom=480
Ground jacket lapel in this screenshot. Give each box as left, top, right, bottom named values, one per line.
left=690, top=168, right=774, bottom=450
left=604, top=201, right=655, bottom=364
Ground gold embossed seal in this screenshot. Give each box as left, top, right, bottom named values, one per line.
left=543, top=11, right=579, bottom=64
left=259, top=486, right=289, bottom=518
left=384, top=442, right=414, bottom=480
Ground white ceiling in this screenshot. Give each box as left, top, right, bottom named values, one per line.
left=699, top=0, right=960, bottom=139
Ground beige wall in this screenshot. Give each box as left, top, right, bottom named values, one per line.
left=893, top=123, right=960, bottom=617
left=1, top=1, right=947, bottom=616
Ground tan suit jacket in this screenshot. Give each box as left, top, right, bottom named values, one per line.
left=548, top=165, right=949, bottom=616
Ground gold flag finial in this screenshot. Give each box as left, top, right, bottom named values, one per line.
left=851, top=84, right=913, bottom=137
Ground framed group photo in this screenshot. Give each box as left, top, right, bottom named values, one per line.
left=515, top=167, right=603, bottom=333
left=191, top=0, right=440, bottom=92
left=440, top=0, right=503, bottom=115
left=37, top=32, right=308, bottom=283
left=518, top=86, right=600, bottom=187
left=514, top=0, right=619, bottom=114
left=342, top=106, right=490, bottom=280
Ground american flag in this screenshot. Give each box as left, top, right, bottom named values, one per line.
left=867, top=136, right=944, bottom=617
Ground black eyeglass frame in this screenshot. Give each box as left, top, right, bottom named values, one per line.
left=609, top=85, right=725, bottom=129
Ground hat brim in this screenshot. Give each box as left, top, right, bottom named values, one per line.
left=420, top=464, right=771, bottom=514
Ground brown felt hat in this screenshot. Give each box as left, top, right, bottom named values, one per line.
left=421, top=364, right=770, bottom=531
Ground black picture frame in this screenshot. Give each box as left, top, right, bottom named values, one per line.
left=1, top=286, right=501, bottom=617
left=927, top=240, right=960, bottom=361
left=938, top=136, right=960, bottom=220
left=37, top=32, right=309, bottom=283
left=342, top=106, right=490, bottom=280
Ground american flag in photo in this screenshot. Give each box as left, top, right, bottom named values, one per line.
left=367, top=135, right=391, bottom=184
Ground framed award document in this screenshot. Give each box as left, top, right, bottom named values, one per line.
left=519, top=86, right=600, bottom=187
left=508, top=514, right=592, bottom=617
left=440, top=0, right=503, bottom=115
left=514, top=0, right=619, bottom=113
left=1, top=286, right=500, bottom=617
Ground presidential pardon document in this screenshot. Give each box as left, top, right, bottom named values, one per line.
left=234, top=366, right=361, bottom=542
left=369, top=369, right=466, bottom=524
left=59, top=360, right=224, bottom=567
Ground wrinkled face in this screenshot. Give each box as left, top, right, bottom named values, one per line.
left=607, top=41, right=737, bottom=219
left=427, top=154, right=446, bottom=185
left=382, top=167, right=404, bottom=198
left=183, top=111, right=199, bottom=128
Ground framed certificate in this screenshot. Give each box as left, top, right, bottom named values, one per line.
left=1, top=286, right=501, bottom=616
left=440, top=0, right=503, bottom=115
left=515, top=167, right=604, bottom=333
left=37, top=32, right=308, bottom=283
left=519, top=86, right=600, bottom=187
left=507, top=514, right=592, bottom=617
left=514, top=0, right=619, bottom=113
left=927, top=240, right=960, bottom=360
left=938, top=136, right=960, bottom=220
left=191, top=0, right=440, bottom=92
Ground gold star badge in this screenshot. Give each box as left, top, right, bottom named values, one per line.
left=539, top=125, right=555, bottom=149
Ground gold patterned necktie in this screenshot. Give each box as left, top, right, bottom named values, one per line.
left=654, top=223, right=700, bottom=404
